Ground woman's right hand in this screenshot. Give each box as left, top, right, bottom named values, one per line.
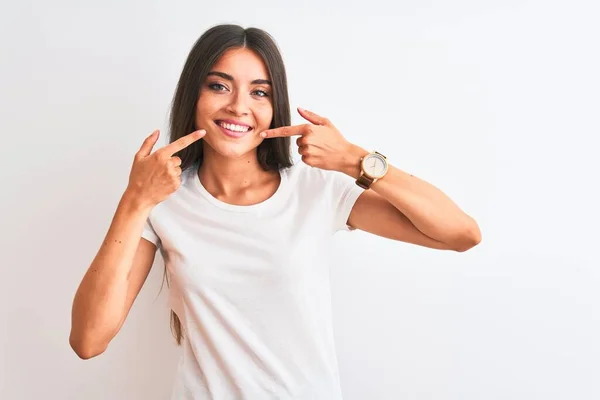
left=125, top=129, right=206, bottom=209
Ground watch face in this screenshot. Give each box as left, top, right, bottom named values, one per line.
left=362, top=153, right=388, bottom=178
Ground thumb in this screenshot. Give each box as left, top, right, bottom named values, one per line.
left=137, top=129, right=160, bottom=158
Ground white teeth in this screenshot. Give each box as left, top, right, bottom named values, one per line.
left=218, top=121, right=251, bottom=132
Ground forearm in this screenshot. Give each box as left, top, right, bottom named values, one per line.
left=70, top=191, right=152, bottom=352
left=342, top=144, right=481, bottom=249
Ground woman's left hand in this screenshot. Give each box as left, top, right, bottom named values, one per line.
left=261, top=108, right=367, bottom=174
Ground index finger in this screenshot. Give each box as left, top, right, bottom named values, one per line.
left=161, top=129, right=206, bottom=156
left=261, top=125, right=306, bottom=138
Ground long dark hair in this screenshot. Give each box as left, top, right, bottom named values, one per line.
left=169, top=24, right=293, bottom=172
left=163, top=24, right=293, bottom=345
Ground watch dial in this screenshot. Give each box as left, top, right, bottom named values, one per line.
left=364, top=154, right=387, bottom=177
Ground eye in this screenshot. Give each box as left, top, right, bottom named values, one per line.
left=252, top=89, right=269, bottom=98
left=208, top=83, right=228, bottom=91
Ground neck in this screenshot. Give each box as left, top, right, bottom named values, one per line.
left=198, top=146, right=276, bottom=198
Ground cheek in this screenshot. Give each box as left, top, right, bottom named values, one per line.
left=255, top=103, right=274, bottom=127
left=196, top=92, right=221, bottom=117
left=195, top=99, right=206, bottom=120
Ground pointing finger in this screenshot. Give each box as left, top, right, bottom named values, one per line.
left=261, top=125, right=307, bottom=138
left=161, top=129, right=206, bottom=156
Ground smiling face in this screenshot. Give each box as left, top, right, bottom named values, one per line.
left=195, top=47, right=273, bottom=160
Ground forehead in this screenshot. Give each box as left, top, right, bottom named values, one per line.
left=210, top=48, right=270, bottom=81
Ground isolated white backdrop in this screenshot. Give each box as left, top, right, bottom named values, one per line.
left=1, top=1, right=598, bottom=399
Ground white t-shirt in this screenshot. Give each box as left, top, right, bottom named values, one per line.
left=141, top=160, right=364, bottom=400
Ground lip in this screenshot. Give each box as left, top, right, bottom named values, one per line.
left=214, top=120, right=253, bottom=139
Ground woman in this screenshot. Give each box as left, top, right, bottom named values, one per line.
left=70, top=24, right=481, bottom=399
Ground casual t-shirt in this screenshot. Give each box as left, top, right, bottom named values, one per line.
left=141, top=159, right=364, bottom=400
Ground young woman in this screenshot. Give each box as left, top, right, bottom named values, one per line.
left=70, top=24, right=481, bottom=399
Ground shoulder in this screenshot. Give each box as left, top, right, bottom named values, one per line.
left=181, top=162, right=200, bottom=187
left=282, top=160, right=327, bottom=185
left=282, top=160, right=362, bottom=197
left=282, top=161, right=365, bottom=233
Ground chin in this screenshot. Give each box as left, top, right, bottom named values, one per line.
left=220, top=147, right=256, bottom=159
left=206, top=137, right=260, bottom=160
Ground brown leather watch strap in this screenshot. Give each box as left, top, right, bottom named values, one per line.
left=356, top=173, right=374, bottom=189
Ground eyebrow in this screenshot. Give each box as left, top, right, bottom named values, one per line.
left=207, top=71, right=271, bottom=86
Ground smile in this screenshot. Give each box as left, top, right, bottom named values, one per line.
left=216, top=120, right=252, bottom=132
left=214, top=120, right=253, bottom=139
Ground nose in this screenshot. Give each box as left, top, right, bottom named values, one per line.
left=225, top=90, right=250, bottom=116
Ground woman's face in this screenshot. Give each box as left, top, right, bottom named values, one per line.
left=195, top=47, right=273, bottom=160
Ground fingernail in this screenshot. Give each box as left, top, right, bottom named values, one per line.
left=261, top=131, right=267, bottom=138
left=298, top=107, right=305, bottom=112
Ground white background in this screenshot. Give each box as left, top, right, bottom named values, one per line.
left=1, top=0, right=598, bottom=399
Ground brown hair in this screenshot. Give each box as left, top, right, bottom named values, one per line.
left=163, top=24, right=293, bottom=345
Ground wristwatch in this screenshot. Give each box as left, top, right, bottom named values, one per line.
left=355, top=151, right=389, bottom=189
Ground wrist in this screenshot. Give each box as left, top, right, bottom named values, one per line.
left=340, top=143, right=369, bottom=179
left=121, top=188, right=154, bottom=214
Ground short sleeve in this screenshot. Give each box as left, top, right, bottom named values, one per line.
left=141, top=217, right=161, bottom=247
left=327, top=171, right=365, bottom=232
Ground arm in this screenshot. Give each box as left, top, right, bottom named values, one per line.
left=69, top=128, right=206, bottom=359
left=342, top=145, right=481, bottom=252
left=261, top=107, right=481, bottom=252
left=69, top=190, right=157, bottom=359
